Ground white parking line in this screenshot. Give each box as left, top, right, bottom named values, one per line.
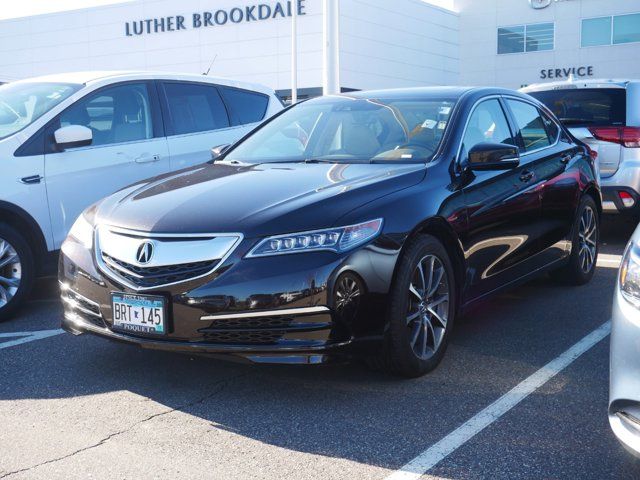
left=0, top=329, right=64, bottom=350
left=597, top=254, right=622, bottom=269
left=385, top=321, right=612, bottom=480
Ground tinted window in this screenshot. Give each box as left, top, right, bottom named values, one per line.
left=60, top=83, right=152, bottom=146
left=541, top=111, right=560, bottom=142
left=507, top=99, right=552, bottom=152
left=498, top=26, right=525, bottom=54
left=498, top=23, right=553, bottom=54
left=462, top=99, right=515, bottom=154
left=582, top=17, right=611, bottom=47
left=528, top=88, right=626, bottom=127
left=163, top=83, right=229, bottom=135
left=614, top=13, right=640, bottom=45
left=220, top=87, right=269, bottom=125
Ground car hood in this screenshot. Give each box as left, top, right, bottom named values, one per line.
left=95, top=161, right=426, bottom=237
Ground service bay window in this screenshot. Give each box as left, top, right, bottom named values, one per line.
left=582, top=13, right=640, bottom=47
left=497, top=23, right=554, bottom=54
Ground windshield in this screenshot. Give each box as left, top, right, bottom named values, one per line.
left=528, top=88, right=626, bottom=127
left=0, top=82, right=82, bottom=139
left=226, top=95, right=457, bottom=164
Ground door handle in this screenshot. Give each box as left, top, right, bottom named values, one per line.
left=135, top=154, right=161, bottom=164
left=519, top=170, right=534, bottom=183
left=20, top=175, right=43, bottom=185
left=560, top=154, right=572, bottom=165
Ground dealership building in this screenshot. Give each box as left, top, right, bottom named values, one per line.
left=0, top=0, right=639, bottom=98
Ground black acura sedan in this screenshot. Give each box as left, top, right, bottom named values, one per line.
left=59, top=87, right=600, bottom=377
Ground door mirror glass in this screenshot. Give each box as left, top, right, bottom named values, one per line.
left=468, top=142, right=520, bottom=171
left=54, top=124, right=93, bottom=149
left=210, top=143, right=231, bottom=161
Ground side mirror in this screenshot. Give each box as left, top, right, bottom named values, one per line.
left=54, top=125, right=92, bottom=150
left=210, top=144, right=231, bottom=161
left=467, top=142, right=520, bottom=171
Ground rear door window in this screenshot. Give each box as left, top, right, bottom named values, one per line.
left=506, top=99, right=553, bottom=152
left=163, top=82, right=230, bottom=135
left=220, top=87, right=269, bottom=125
left=527, top=88, right=626, bottom=127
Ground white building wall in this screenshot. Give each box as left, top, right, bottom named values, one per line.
left=0, top=0, right=325, bottom=91
left=339, top=0, right=460, bottom=90
left=456, top=0, right=640, bottom=88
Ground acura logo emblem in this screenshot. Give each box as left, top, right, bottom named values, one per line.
left=136, top=241, right=154, bottom=264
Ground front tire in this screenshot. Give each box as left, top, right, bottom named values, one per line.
left=0, top=224, right=35, bottom=322
left=372, top=235, right=456, bottom=377
left=551, top=196, right=599, bottom=285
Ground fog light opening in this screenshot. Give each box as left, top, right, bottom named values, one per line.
left=334, top=272, right=364, bottom=323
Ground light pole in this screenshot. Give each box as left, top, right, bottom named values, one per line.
left=291, top=0, right=298, bottom=104
left=323, top=0, right=340, bottom=95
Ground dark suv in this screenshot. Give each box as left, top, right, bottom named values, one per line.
left=59, top=87, right=600, bottom=377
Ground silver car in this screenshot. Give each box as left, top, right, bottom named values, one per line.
left=610, top=223, right=640, bottom=457
left=523, top=79, right=640, bottom=217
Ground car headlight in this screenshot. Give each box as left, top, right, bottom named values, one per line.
left=246, top=219, right=383, bottom=258
left=68, top=213, right=94, bottom=249
left=620, top=240, right=640, bottom=308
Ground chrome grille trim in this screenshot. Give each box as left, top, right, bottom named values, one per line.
left=200, top=306, right=330, bottom=321
left=95, top=226, right=243, bottom=291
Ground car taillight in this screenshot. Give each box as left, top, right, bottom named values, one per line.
left=588, top=126, right=640, bottom=148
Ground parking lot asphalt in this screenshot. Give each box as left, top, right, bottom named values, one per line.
left=1, top=218, right=640, bottom=480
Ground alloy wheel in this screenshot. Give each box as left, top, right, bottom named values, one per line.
left=578, top=205, right=597, bottom=273
left=0, top=237, right=21, bottom=308
left=406, top=255, right=450, bottom=360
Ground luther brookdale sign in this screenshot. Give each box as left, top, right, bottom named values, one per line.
left=125, top=0, right=306, bottom=36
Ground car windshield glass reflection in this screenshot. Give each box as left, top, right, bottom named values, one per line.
left=226, top=96, right=457, bottom=164
left=0, top=82, right=82, bottom=139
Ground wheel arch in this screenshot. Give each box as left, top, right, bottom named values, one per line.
left=0, top=201, right=49, bottom=269
left=398, top=216, right=466, bottom=307
left=583, top=182, right=602, bottom=215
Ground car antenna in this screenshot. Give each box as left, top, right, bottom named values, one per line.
left=203, top=55, right=218, bottom=76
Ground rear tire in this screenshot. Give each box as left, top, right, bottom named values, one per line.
left=0, top=223, right=35, bottom=322
left=369, top=235, right=456, bottom=378
left=551, top=196, right=599, bottom=285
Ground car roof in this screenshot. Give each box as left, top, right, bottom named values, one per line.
left=522, top=78, right=639, bottom=93
left=10, top=70, right=276, bottom=95
left=337, top=86, right=526, bottom=101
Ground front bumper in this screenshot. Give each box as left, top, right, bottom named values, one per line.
left=609, top=288, right=640, bottom=458
left=59, top=234, right=396, bottom=364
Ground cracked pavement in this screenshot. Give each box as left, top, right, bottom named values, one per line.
left=1, top=218, right=640, bottom=479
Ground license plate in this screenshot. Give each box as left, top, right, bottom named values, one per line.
left=111, top=293, right=166, bottom=335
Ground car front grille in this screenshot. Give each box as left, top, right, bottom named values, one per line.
left=102, top=253, right=218, bottom=289
left=62, top=287, right=106, bottom=328
left=95, top=227, right=242, bottom=290
left=201, top=330, right=287, bottom=344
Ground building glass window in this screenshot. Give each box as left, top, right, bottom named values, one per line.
left=582, top=13, right=640, bottom=47
left=498, top=23, right=554, bottom=54
left=614, top=13, right=640, bottom=45
left=581, top=17, right=612, bottom=47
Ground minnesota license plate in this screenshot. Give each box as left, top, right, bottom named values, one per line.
left=111, top=293, right=166, bottom=335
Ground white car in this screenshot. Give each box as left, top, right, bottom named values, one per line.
left=0, top=71, right=283, bottom=320
left=522, top=79, right=640, bottom=216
